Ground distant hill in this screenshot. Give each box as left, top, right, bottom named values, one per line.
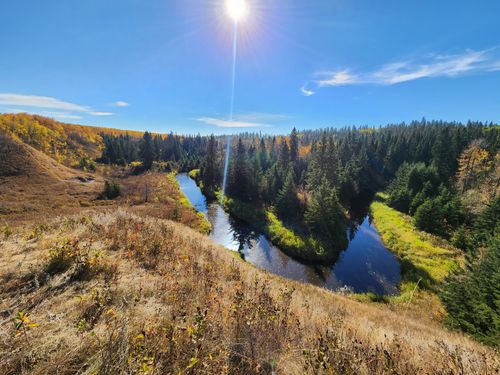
left=0, top=131, right=102, bottom=217
left=0, top=113, right=145, bottom=166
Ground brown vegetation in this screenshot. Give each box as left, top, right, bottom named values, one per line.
left=0, top=132, right=207, bottom=233
left=0, top=210, right=498, bottom=374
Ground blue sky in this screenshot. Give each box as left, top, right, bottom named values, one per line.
left=1, top=0, right=499, bottom=135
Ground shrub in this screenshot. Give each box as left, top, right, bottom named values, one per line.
left=79, top=157, right=97, bottom=172
left=413, top=199, right=445, bottom=236
left=102, top=180, right=122, bottom=200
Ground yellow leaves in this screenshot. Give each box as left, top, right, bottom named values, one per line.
left=456, top=140, right=493, bottom=193
left=13, top=311, right=39, bottom=336
left=185, top=357, right=199, bottom=370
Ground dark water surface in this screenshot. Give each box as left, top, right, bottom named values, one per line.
left=177, top=173, right=401, bottom=295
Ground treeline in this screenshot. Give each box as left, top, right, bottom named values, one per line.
left=100, top=131, right=208, bottom=172
left=202, top=121, right=498, bottom=248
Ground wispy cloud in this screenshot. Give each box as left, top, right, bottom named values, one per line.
left=112, top=101, right=129, bottom=107
left=0, top=93, right=90, bottom=112
left=301, top=85, right=315, bottom=97
left=303, top=48, right=500, bottom=95
left=89, top=111, right=113, bottom=116
left=197, top=117, right=271, bottom=128
left=0, top=93, right=114, bottom=118
left=317, top=70, right=359, bottom=87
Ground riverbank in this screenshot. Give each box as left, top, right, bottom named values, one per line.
left=369, top=192, right=463, bottom=302
left=167, top=172, right=211, bottom=234
left=221, top=194, right=345, bottom=264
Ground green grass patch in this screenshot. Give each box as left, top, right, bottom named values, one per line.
left=370, top=192, right=463, bottom=301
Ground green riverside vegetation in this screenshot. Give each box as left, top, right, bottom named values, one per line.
left=370, top=192, right=463, bottom=300
left=222, top=194, right=343, bottom=263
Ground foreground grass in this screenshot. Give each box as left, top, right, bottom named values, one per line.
left=222, top=195, right=342, bottom=263
left=370, top=193, right=463, bottom=302
left=0, top=210, right=497, bottom=374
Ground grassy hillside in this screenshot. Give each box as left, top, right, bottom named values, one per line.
left=1, top=210, right=497, bottom=374
left=0, top=113, right=145, bottom=166
left=0, top=132, right=207, bottom=233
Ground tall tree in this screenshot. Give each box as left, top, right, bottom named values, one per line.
left=305, top=178, right=346, bottom=244
left=200, top=135, right=220, bottom=191
left=276, top=167, right=300, bottom=220
left=139, top=131, right=155, bottom=170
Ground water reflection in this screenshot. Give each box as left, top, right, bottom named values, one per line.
left=177, top=174, right=401, bottom=295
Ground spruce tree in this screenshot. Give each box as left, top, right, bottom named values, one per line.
left=276, top=167, right=300, bottom=220
left=139, top=131, right=155, bottom=170
left=305, top=177, right=345, bottom=244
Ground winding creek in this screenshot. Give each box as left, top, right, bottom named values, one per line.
left=177, top=173, right=401, bottom=295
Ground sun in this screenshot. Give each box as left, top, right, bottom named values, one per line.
left=226, top=0, right=248, bottom=22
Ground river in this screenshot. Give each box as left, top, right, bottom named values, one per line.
left=176, top=173, right=401, bottom=295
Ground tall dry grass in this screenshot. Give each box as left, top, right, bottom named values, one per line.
left=0, top=210, right=498, bottom=374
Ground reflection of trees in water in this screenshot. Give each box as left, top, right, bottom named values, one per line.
left=347, top=193, right=374, bottom=241
left=228, top=215, right=260, bottom=252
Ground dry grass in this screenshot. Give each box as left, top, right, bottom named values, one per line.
left=0, top=210, right=498, bottom=374
left=0, top=133, right=207, bottom=233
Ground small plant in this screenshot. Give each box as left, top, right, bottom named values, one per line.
left=13, top=311, right=39, bottom=338
left=0, top=223, right=12, bottom=240
left=26, top=223, right=49, bottom=240
left=102, top=180, right=122, bottom=200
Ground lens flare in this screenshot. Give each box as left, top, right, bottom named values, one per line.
left=226, top=0, right=248, bottom=22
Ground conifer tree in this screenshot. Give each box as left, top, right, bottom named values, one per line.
left=139, top=131, right=155, bottom=170
left=305, top=178, right=345, bottom=243
left=276, top=167, right=300, bottom=220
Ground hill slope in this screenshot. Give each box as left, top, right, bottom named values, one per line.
left=0, top=132, right=102, bottom=219
left=0, top=210, right=498, bottom=374
left=0, top=113, right=145, bottom=166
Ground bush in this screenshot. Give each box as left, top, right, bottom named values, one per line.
left=79, top=157, right=97, bottom=172
left=102, top=181, right=122, bottom=200
left=413, top=199, right=445, bottom=236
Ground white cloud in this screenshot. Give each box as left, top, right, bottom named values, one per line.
left=317, top=70, right=359, bottom=87
left=89, top=111, right=114, bottom=116
left=372, top=50, right=489, bottom=84
left=304, top=48, right=500, bottom=95
left=197, top=117, right=271, bottom=128
left=0, top=93, right=90, bottom=112
left=112, top=101, right=129, bottom=107
left=301, top=86, right=315, bottom=97
left=0, top=93, right=115, bottom=118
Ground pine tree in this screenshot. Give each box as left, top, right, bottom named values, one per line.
left=228, top=138, right=250, bottom=200
left=305, top=178, right=345, bottom=244
left=200, top=135, right=220, bottom=190
left=139, top=131, right=155, bottom=170
left=276, top=167, right=300, bottom=220
left=290, top=127, right=299, bottom=163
